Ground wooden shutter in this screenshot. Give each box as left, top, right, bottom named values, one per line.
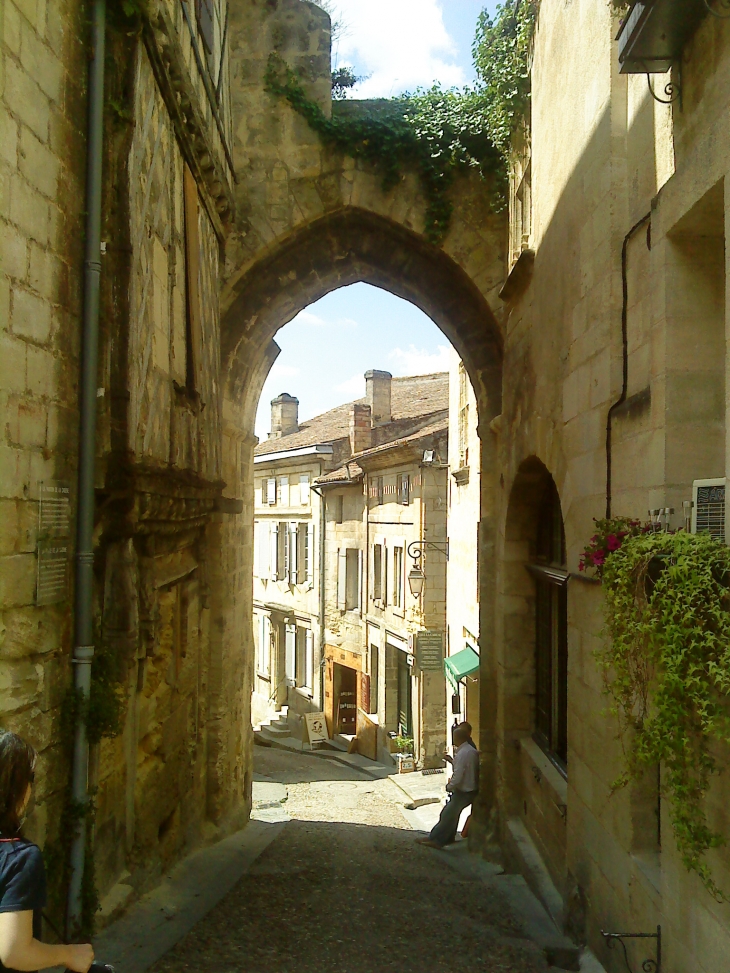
left=279, top=521, right=288, bottom=580
left=258, top=522, right=270, bottom=579
left=269, top=522, right=278, bottom=581
left=183, top=164, right=202, bottom=393
left=266, top=477, right=276, bottom=505
left=285, top=624, right=296, bottom=682
left=305, top=629, right=314, bottom=689
left=337, top=549, right=347, bottom=611
left=289, top=522, right=298, bottom=583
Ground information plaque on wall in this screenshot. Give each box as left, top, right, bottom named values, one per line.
left=415, top=630, right=444, bottom=671
left=36, top=541, right=69, bottom=605
left=37, top=481, right=71, bottom=605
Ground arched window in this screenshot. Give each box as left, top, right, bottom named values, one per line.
left=528, top=480, right=568, bottom=771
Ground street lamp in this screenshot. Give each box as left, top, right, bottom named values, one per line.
left=406, top=539, right=449, bottom=598
left=407, top=563, right=426, bottom=598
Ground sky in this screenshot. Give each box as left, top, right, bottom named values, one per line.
left=255, top=1, right=500, bottom=439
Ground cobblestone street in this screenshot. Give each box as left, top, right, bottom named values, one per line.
left=148, top=748, right=550, bottom=973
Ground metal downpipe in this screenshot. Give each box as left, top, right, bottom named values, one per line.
left=67, top=0, right=106, bottom=935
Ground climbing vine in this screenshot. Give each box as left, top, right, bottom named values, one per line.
left=591, top=525, right=730, bottom=898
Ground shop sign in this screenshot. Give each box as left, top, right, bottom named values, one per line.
left=415, top=630, right=444, bottom=671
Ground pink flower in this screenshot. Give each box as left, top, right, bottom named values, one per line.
left=591, top=551, right=606, bottom=566
left=606, top=534, right=621, bottom=551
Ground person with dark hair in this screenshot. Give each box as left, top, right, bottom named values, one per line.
left=416, top=725, right=479, bottom=849
left=0, top=731, right=94, bottom=972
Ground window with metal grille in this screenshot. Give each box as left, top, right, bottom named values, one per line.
left=530, top=479, right=568, bottom=773
left=694, top=483, right=725, bottom=541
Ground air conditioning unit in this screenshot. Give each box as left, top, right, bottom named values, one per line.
left=691, top=478, right=726, bottom=543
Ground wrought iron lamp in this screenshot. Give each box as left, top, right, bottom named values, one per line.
left=406, top=540, right=449, bottom=598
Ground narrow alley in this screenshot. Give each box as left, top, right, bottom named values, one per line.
left=137, top=746, right=561, bottom=973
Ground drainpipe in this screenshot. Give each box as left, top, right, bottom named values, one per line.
left=67, top=0, right=106, bottom=935
left=605, top=211, right=651, bottom=519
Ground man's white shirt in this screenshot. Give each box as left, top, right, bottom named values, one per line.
left=447, top=742, right=479, bottom=793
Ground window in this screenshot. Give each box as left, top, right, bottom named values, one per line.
left=531, top=480, right=568, bottom=770
left=278, top=476, right=289, bottom=507
left=397, top=473, right=410, bottom=505
left=392, top=546, right=404, bottom=608
left=370, top=645, right=379, bottom=714
left=338, top=548, right=361, bottom=611
left=183, top=164, right=202, bottom=394
left=299, top=474, right=310, bottom=506
left=335, top=494, right=344, bottom=524
left=373, top=544, right=382, bottom=601
left=296, top=523, right=312, bottom=584
left=377, top=476, right=384, bottom=505
left=458, top=363, right=469, bottom=470
left=258, top=614, right=271, bottom=675
left=266, top=477, right=276, bottom=505
left=295, top=627, right=314, bottom=690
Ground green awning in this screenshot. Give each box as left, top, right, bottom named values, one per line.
left=444, top=646, right=480, bottom=692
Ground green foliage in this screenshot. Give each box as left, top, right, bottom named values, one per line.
left=393, top=736, right=414, bottom=754
left=331, top=66, right=361, bottom=100
left=579, top=516, right=644, bottom=575
left=472, top=0, right=539, bottom=153
left=598, top=530, right=730, bottom=898
left=264, top=54, right=502, bottom=244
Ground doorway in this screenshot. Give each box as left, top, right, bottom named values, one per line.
left=333, top=662, right=358, bottom=735
left=397, top=652, right=412, bottom=738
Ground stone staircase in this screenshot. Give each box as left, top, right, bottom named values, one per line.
left=254, top=707, right=351, bottom=753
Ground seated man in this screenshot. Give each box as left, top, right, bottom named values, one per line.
left=416, top=726, right=479, bottom=849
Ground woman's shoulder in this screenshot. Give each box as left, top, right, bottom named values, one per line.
left=0, top=838, right=42, bottom=868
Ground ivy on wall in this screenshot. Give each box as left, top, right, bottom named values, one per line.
left=590, top=524, right=730, bottom=899
left=264, top=0, right=537, bottom=243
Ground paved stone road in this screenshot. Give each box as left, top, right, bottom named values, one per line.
left=150, top=748, right=549, bottom=973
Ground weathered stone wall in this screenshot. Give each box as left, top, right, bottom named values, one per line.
left=491, top=2, right=730, bottom=968
left=0, top=0, right=87, bottom=876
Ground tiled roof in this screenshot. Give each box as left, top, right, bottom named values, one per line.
left=314, top=416, right=448, bottom=486
left=254, top=372, right=448, bottom=457
left=314, top=460, right=365, bottom=485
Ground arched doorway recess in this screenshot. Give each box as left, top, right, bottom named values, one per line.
left=216, top=205, right=505, bottom=829
left=500, top=457, right=569, bottom=891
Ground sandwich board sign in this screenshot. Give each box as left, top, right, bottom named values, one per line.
left=305, top=712, right=330, bottom=744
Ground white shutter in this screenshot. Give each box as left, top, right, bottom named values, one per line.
left=297, top=523, right=309, bottom=584
left=266, top=477, right=276, bottom=505
left=358, top=549, right=363, bottom=613
left=259, top=522, right=270, bottom=579
left=300, top=474, right=310, bottom=506
left=289, top=522, right=298, bottom=583
left=254, top=481, right=262, bottom=506
left=269, top=522, right=279, bottom=581
left=305, top=629, right=314, bottom=689
left=279, top=476, right=289, bottom=507
left=253, top=522, right=260, bottom=577
left=306, top=523, right=313, bottom=581
left=285, top=624, right=296, bottom=682
left=337, top=549, right=347, bottom=611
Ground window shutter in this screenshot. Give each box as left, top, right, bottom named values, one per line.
left=305, top=629, right=314, bottom=689
left=300, top=474, right=310, bottom=505
left=285, top=624, right=296, bottom=681
left=337, top=549, right=347, bottom=611
left=270, top=523, right=279, bottom=581
left=306, top=523, right=313, bottom=582
left=358, top=549, right=363, bottom=613
left=259, top=522, right=270, bottom=579
left=254, top=481, right=262, bottom=506
left=382, top=542, right=388, bottom=607
left=258, top=614, right=265, bottom=672
left=253, top=522, right=260, bottom=577
left=279, top=521, right=288, bottom=580
left=279, top=476, right=289, bottom=507
left=266, top=478, right=276, bottom=505
left=289, top=522, right=298, bottom=583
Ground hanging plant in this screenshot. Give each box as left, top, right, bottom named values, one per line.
left=595, top=528, right=730, bottom=898
left=579, top=516, right=644, bottom=575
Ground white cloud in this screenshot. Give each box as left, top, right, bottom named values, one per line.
left=269, top=363, right=301, bottom=379
left=292, top=308, right=359, bottom=329
left=388, top=343, right=451, bottom=375
left=328, top=0, right=465, bottom=98
left=335, top=373, right=366, bottom=398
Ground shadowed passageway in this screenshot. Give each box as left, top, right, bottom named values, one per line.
left=148, top=750, right=549, bottom=973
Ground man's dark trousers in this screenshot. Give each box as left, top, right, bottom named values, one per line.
left=429, top=789, right=478, bottom=847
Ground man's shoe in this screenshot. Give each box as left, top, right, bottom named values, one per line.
left=415, top=838, right=442, bottom=848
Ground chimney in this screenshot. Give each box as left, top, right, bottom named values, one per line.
left=350, top=403, right=371, bottom=454
left=365, top=369, right=392, bottom=427
left=270, top=393, right=299, bottom=439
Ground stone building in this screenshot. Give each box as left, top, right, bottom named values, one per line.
left=1, top=0, right=250, bottom=923
left=314, top=370, right=449, bottom=768
left=445, top=347, right=481, bottom=745
left=485, top=2, right=730, bottom=968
